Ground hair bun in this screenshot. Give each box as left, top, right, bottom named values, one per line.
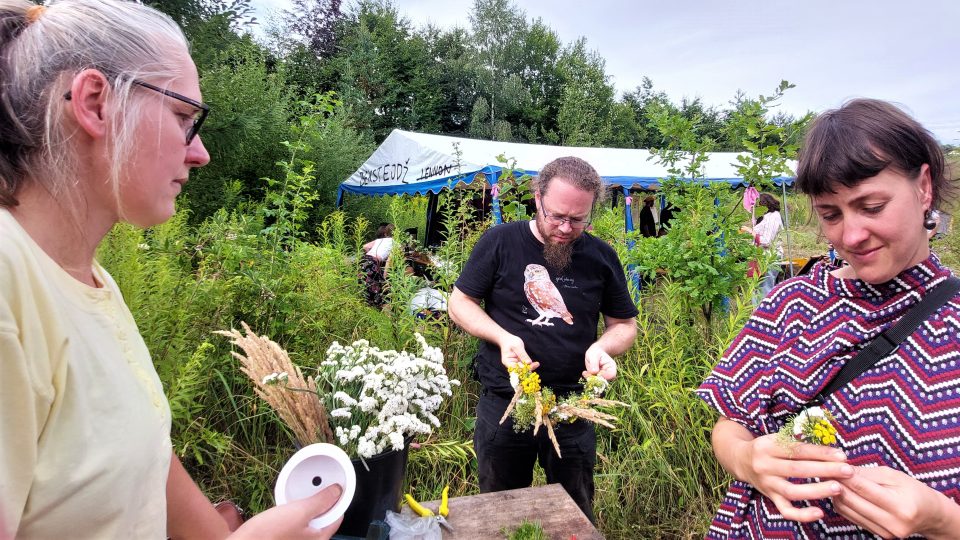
left=25, top=4, right=47, bottom=24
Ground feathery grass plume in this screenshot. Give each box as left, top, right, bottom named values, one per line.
left=216, top=322, right=334, bottom=446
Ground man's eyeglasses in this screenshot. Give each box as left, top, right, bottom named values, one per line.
left=64, top=79, right=209, bottom=145
left=538, top=197, right=592, bottom=229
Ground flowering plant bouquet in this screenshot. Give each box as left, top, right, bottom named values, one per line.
left=500, top=363, right=626, bottom=457
left=219, top=323, right=459, bottom=459
left=777, top=405, right=839, bottom=446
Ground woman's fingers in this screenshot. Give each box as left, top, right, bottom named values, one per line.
left=777, top=478, right=843, bottom=503
left=833, top=487, right=895, bottom=538
left=750, top=437, right=852, bottom=482
left=760, top=459, right=854, bottom=482
left=768, top=491, right=824, bottom=523
left=777, top=440, right=848, bottom=463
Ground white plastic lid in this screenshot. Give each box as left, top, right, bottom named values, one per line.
left=274, top=443, right=356, bottom=529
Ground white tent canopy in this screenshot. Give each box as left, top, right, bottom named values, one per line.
left=337, top=129, right=795, bottom=204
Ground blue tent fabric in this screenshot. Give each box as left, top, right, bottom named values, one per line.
left=337, top=130, right=796, bottom=227
left=340, top=129, right=794, bottom=197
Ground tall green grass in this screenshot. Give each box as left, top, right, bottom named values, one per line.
left=593, top=281, right=753, bottom=538
left=101, top=186, right=857, bottom=537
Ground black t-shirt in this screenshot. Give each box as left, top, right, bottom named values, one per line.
left=455, top=221, right=638, bottom=396
left=639, top=205, right=656, bottom=237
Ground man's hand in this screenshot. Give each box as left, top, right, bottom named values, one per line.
left=498, top=333, right=538, bottom=371
left=834, top=466, right=960, bottom=539
left=583, top=343, right=617, bottom=381
left=230, top=485, right=343, bottom=540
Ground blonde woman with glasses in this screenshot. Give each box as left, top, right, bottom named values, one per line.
left=0, top=1, right=342, bottom=538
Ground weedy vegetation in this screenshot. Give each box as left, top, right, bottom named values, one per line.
left=98, top=81, right=957, bottom=539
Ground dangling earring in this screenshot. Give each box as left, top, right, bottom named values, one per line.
left=923, top=209, right=938, bottom=231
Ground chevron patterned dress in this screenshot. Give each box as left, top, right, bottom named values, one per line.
left=697, top=254, right=960, bottom=539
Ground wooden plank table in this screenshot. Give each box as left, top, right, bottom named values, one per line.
left=400, top=484, right=604, bottom=540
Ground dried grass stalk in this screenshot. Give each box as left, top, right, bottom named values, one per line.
left=544, top=417, right=560, bottom=458
left=556, top=405, right=619, bottom=429
left=578, top=398, right=629, bottom=408
left=216, top=322, right=334, bottom=446
left=532, top=393, right=544, bottom=436
left=499, top=387, right=524, bottom=425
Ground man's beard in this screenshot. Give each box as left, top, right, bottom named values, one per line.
left=536, top=217, right=574, bottom=273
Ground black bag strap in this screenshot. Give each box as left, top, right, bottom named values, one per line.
left=811, top=276, right=960, bottom=405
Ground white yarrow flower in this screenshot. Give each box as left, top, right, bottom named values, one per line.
left=319, top=333, right=459, bottom=459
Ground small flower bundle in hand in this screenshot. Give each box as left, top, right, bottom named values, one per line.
left=500, top=363, right=626, bottom=457
left=778, top=405, right=839, bottom=446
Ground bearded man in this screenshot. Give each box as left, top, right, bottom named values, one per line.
left=449, top=156, right=637, bottom=522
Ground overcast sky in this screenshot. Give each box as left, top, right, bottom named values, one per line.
left=250, top=0, right=960, bottom=144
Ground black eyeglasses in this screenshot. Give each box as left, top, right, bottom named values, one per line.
left=537, top=197, right=592, bottom=229
left=64, top=79, right=209, bottom=145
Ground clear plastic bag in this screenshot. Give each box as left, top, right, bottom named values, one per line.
left=385, top=510, right=441, bottom=540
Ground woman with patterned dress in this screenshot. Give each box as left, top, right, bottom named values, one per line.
left=697, top=99, right=960, bottom=539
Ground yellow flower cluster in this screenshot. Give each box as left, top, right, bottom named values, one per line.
left=521, top=372, right=541, bottom=394
left=508, top=363, right=541, bottom=394
left=811, top=419, right=837, bottom=445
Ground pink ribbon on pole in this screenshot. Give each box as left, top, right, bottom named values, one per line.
left=490, top=184, right=500, bottom=198
left=625, top=196, right=632, bottom=206
left=742, top=186, right=759, bottom=212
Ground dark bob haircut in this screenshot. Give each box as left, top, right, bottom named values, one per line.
left=757, top=193, right=780, bottom=212
left=796, top=98, right=952, bottom=210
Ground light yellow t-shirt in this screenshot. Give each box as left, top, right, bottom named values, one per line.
left=0, top=209, right=171, bottom=539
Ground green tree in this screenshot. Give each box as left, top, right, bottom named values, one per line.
left=726, top=81, right=811, bottom=190
left=285, top=0, right=342, bottom=59
left=468, top=0, right=530, bottom=141
left=422, top=26, right=476, bottom=135
left=512, top=19, right=564, bottom=143
left=556, top=38, right=615, bottom=146
left=620, top=77, right=673, bottom=148
left=626, top=99, right=757, bottom=321
left=330, top=1, right=439, bottom=140
left=183, top=40, right=291, bottom=223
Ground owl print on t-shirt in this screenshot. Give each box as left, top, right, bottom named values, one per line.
left=522, top=264, right=573, bottom=327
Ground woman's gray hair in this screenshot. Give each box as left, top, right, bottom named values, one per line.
left=0, top=0, right=190, bottom=210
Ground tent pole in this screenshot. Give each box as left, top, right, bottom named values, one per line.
left=490, top=171, right=503, bottom=225
left=425, top=191, right=440, bottom=247
left=781, top=180, right=795, bottom=277
left=623, top=186, right=639, bottom=300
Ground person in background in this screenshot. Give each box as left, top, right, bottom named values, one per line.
left=698, top=98, right=960, bottom=538
left=363, top=222, right=395, bottom=263
left=638, top=195, right=657, bottom=238
left=359, top=223, right=394, bottom=307
left=0, top=1, right=342, bottom=538
left=658, top=202, right=677, bottom=236
left=448, top=156, right=637, bottom=522
left=743, top=192, right=784, bottom=300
